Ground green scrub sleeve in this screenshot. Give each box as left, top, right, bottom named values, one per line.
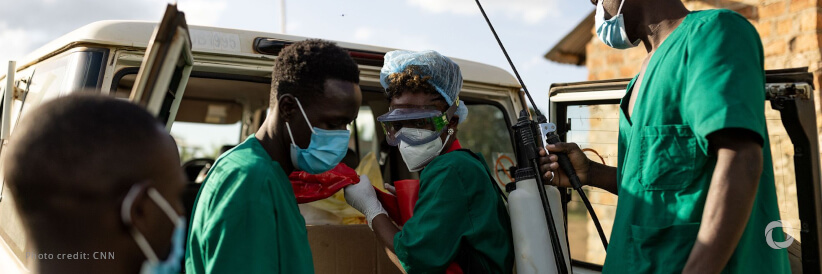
left=682, top=11, right=766, bottom=154
left=202, top=178, right=280, bottom=273
left=393, top=165, right=472, bottom=273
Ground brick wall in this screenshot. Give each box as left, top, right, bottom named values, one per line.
left=577, top=0, right=821, bottom=264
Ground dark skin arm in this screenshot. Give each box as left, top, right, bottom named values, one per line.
left=371, top=214, right=400, bottom=252
left=371, top=214, right=408, bottom=274
left=538, top=143, right=618, bottom=194
left=540, top=130, right=762, bottom=272
left=683, top=129, right=763, bottom=273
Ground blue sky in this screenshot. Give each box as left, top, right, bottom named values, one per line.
left=0, top=0, right=593, bottom=112
left=0, top=0, right=594, bottom=153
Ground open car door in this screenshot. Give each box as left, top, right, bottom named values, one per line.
left=548, top=68, right=819, bottom=273
left=130, top=4, right=193, bottom=131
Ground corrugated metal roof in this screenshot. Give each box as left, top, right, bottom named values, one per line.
left=544, top=11, right=594, bottom=66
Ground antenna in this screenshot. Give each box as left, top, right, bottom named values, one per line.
left=474, top=0, right=542, bottom=117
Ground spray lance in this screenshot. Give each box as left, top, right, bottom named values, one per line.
left=472, top=0, right=609, bottom=272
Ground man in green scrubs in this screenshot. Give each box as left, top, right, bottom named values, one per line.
left=344, top=50, right=514, bottom=273
left=540, top=0, right=790, bottom=273
left=186, top=39, right=362, bottom=273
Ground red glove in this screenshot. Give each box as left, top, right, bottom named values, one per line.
left=375, top=187, right=402, bottom=224
left=289, top=163, right=359, bottom=204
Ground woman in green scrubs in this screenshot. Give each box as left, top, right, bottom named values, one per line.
left=344, top=50, right=514, bottom=274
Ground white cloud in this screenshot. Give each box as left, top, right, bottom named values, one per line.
left=406, top=0, right=557, bottom=24
left=286, top=21, right=301, bottom=34
left=0, top=0, right=229, bottom=68
left=353, top=27, right=373, bottom=40
left=177, top=0, right=228, bottom=26
left=520, top=56, right=545, bottom=72
left=0, top=23, right=48, bottom=67
left=345, top=26, right=437, bottom=51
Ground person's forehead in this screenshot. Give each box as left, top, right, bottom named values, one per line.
left=319, top=78, right=358, bottom=97
left=309, top=79, right=360, bottom=115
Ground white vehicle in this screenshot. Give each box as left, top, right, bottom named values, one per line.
left=3, top=4, right=815, bottom=273
left=0, top=5, right=527, bottom=273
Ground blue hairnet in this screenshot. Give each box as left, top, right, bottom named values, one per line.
left=380, top=50, right=468, bottom=124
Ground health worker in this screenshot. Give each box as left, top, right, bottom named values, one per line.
left=540, top=0, right=791, bottom=273
left=344, top=50, right=514, bottom=274
left=186, top=39, right=361, bottom=274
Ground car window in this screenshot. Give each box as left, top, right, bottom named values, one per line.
left=459, top=103, right=517, bottom=191
left=351, top=106, right=376, bottom=160
left=13, top=50, right=107, bottom=133
left=766, top=103, right=801, bottom=242
left=171, top=121, right=242, bottom=162
left=563, top=103, right=620, bottom=266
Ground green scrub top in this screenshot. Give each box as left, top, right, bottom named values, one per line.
left=394, top=150, right=514, bottom=273
left=603, top=9, right=790, bottom=273
left=185, top=136, right=314, bottom=274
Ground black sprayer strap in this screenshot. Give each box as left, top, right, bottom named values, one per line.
left=456, top=149, right=508, bottom=203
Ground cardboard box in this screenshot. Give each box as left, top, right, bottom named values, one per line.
left=307, top=225, right=405, bottom=274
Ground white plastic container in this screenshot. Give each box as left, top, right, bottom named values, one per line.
left=507, top=178, right=570, bottom=274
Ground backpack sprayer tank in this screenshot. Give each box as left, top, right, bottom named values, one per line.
left=507, top=172, right=569, bottom=273
left=507, top=112, right=570, bottom=274
left=473, top=0, right=609, bottom=273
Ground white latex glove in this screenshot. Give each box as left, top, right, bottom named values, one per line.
left=384, top=183, right=397, bottom=195
left=344, top=175, right=388, bottom=229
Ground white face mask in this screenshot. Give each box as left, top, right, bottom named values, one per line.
left=595, top=0, right=640, bottom=49
left=121, top=186, right=186, bottom=274
left=398, top=128, right=453, bottom=172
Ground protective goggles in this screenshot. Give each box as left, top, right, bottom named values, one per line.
left=378, top=101, right=458, bottom=146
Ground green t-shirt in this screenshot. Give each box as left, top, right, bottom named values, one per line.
left=185, top=136, right=314, bottom=274
left=394, top=150, right=514, bottom=274
left=603, top=9, right=790, bottom=273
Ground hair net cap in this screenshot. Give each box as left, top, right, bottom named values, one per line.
left=380, top=50, right=468, bottom=123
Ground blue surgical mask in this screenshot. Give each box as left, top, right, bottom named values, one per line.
left=121, top=186, right=186, bottom=274
left=285, top=96, right=350, bottom=174
left=595, top=0, right=640, bottom=49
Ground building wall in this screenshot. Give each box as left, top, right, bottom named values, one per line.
left=577, top=0, right=819, bottom=264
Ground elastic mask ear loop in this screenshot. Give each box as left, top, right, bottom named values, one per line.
left=616, top=0, right=627, bottom=16
left=439, top=128, right=455, bottom=155
left=282, top=95, right=315, bottom=145
left=292, top=97, right=316, bottom=134
left=413, top=128, right=455, bottom=171
left=121, top=184, right=160, bottom=263
left=146, top=188, right=182, bottom=227
left=285, top=122, right=297, bottom=145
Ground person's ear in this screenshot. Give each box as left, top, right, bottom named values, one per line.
left=121, top=183, right=150, bottom=233
left=277, top=94, right=297, bottom=123
left=449, top=116, right=459, bottom=132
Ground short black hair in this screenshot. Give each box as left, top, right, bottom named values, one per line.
left=4, top=94, right=169, bottom=241
left=270, top=39, right=360, bottom=107
left=385, top=65, right=446, bottom=104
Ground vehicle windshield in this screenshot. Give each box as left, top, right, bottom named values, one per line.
left=172, top=121, right=242, bottom=162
